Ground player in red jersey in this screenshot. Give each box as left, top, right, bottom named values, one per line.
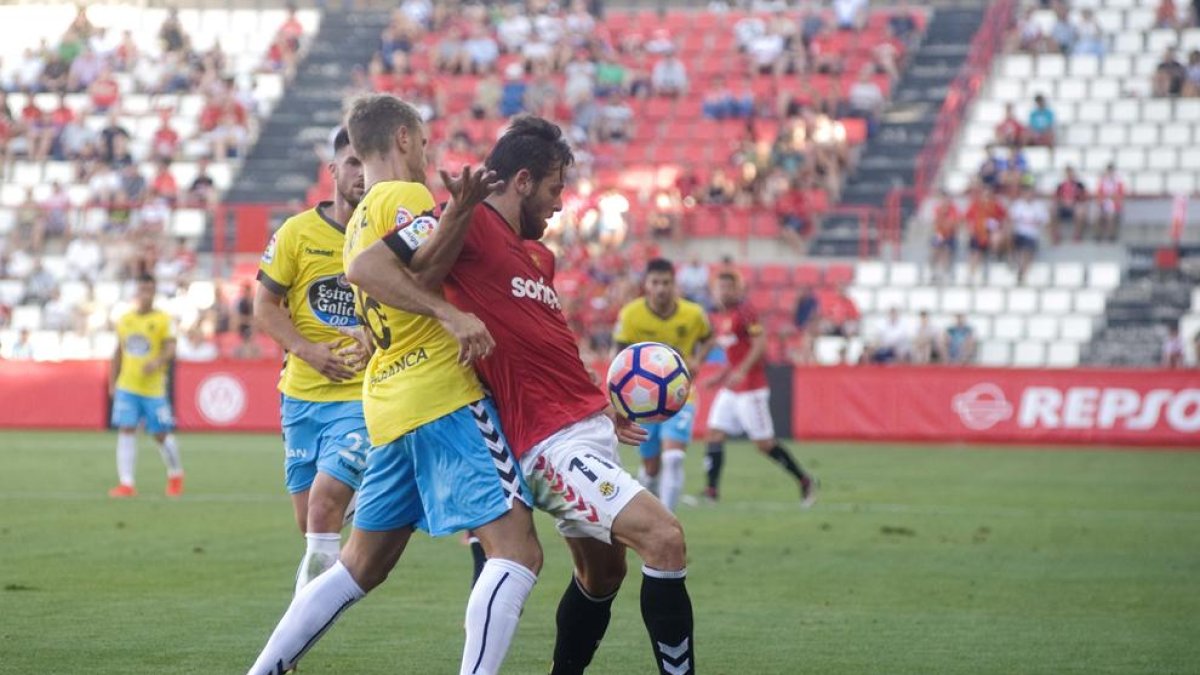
left=361, top=116, right=695, bottom=675
left=702, top=271, right=817, bottom=506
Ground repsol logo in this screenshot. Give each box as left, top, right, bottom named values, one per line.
left=510, top=276, right=560, bottom=311
left=1018, top=387, right=1200, bottom=433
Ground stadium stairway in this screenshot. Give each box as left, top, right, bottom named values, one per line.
left=811, top=6, right=986, bottom=258
left=1082, top=246, right=1200, bottom=366
left=223, top=9, right=386, bottom=205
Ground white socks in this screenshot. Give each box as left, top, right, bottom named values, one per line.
left=638, top=466, right=661, bottom=497
left=116, top=432, right=137, bottom=486
left=295, top=533, right=341, bottom=595
left=157, top=434, right=183, bottom=477
left=659, top=449, right=687, bottom=512
left=247, top=561, right=365, bottom=675
left=460, top=558, right=537, bottom=675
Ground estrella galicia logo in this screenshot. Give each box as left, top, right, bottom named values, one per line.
left=124, top=334, right=151, bottom=357
left=307, top=274, right=359, bottom=327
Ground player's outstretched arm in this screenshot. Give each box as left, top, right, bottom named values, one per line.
left=253, top=282, right=357, bottom=382
left=347, top=240, right=495, bottom=365
left=405, top=165, right=503, bottom=290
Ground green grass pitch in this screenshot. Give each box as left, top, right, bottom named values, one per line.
left=0, top=431, right=1197, bottom=674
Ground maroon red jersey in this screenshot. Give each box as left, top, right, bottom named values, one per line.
left=442, top=204, right=609, bottom=458
left=712, top=301, right=768, bottom=392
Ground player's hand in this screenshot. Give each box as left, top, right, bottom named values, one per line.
left=299, top=341, right=358, bottom=382
left=725, top=369, right=747, bottom=388
left=141, top=359, right=160, bottom=375
left=336, top=326, right=372, bottom=372
left=439, top=309, right=495, bottom=365
left=439, top=165, right=504, bottom=211
left=605, top=407, right=649, bottom=446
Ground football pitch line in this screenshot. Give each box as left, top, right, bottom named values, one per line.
left=3, top=490, right=1198, bottom=521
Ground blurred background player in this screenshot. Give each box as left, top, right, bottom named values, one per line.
left=702, top=271, right=816, bottom=507
left=254, top=127, right=371, bottom=593
left=247, top=95, right=539, bottom=675
left=613, top=257, right=715, bottom=512
left=108, top=274, right=182, bottom=498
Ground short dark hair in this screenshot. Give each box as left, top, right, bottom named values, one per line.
left=332, top=126, right=352, bottom=155
left=485, top=115, right=574, bottom=183
left=645, top=258, right=675, bottom=277
left=344, top=94, right=422, bottom=159
left=137, top=274, right=156, bottom=285
left=717, top=270, right=739, bottom=284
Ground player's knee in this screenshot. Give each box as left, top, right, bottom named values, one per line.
left=643, top=515, right=687, bottom=569
left=577, top=556, right=626, bottom=596
left=306, top=493, right=347, bottom=534
left=339, top=547, right=389, bottom=592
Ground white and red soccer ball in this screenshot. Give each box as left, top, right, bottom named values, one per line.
left=606, top=342, right=692, bottom=423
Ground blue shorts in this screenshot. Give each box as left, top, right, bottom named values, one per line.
left=638, top=403, right=697, bottom=459
left=111, top=390, right=174, bottom=434
left=281, top=396, right=368, bottom=494
left=354, top=398, right=530, bottom=537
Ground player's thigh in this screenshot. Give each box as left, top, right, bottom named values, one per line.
left=353, top=438, right=424, bottom=535
left=408, top=398, right=532, bottom=538
left=637, top=422, right=663, bottom=460
left=281, top=397, right=321, bottom=495
left=564, top=536, right=627, bottom=597
left=110, top=390, right=141, bottom=430
left=736, top=388, right=775, bottom=442
left=706, top=388, right=744, bottom=437
left=661, top=403, right=697, bottom=449
left=142, top=395, right=174, bottom=435
left=520, top=414, right=645, bottom=545
left=314, top=401, right=369, bottom=493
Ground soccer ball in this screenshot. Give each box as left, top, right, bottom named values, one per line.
left=606, top=342, right=692, bottom=423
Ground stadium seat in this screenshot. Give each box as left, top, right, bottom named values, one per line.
left=1053, top=263, right=1086, bottom=288
left=1012, top=341, right=1047, bottom=367
left=814, top=336, right=846, bottom=366
left=855, top=261, right=886, bottom=287
left=1087, top=262, right=1121, bottom=290
left=1024, top=263, right=1052, bottom=287
left=967, top=315, right=993, bottom=340
left=1074, top=290, right=1106, bottom=315
left=1046, top=342, right=1080, bottom=368
left=1040, top=289, right=1073, bottom=315
left=846, top=287, right=874, bottom=313
left=1007, top=288, right=1039, bottom=314
left=979, top=340, right=1011, bottom=366
left=942, top=288, right=972, bottom=314
left=793, top=265, right=822, bottom=286
left=972, top=288, right=1005, bottom=315
left=994, top=316, right=1025, bottom=341
left=888, top=262, right=919, bottom=287
left=11, top=306, right=42, bottom=331
left=875, top=288, right=907, bottom=312
left=908, top=287, right=938, bottom=313
left=1027, top=316, right=1058, bottom=340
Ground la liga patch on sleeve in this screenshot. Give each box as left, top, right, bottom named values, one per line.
left=396, top=214, right=438, bottom=251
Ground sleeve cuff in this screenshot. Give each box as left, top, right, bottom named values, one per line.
left=381, top=230, right=416, bottom=264
left=256, top=269, right=289, bottom=296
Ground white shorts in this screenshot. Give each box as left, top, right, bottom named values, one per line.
left=520, top=414, right=645, bottom=543
left=707, top=387, right=775, bottom=441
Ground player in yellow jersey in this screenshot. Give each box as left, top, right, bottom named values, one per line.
left=254, top=128, right=371, bottom=593
left=247, top=94, right=541, bottom=675
left=613, top=258, right=715, bottom=511
left=108, top=275, right=182, bottom=498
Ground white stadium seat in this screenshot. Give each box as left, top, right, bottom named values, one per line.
left=973, top=288, right=1005, bottom=315
left=1041, top=289, right=1073, bottom=314
left=967, top=315, right=993, bottom=340
left=889, top=262, right=919, bottom=287
left=1074, top=290, right=1106, bottom=315
left=1046, top=342, right=1080, bottom=368
left=875, top=288, right=907, bottom=312
left=846, top=287, right=874, bottom=313
left=1024, top=263, right=1052, bottom=288
left=855, top=261, right=886, bottom=287
left=1012, top=341, right=1047, bottom=367
left=1007, top=289, right=1039, bottom=314
left=909, top=287, right=939, bottom=313
left=994, top=316, right=1025, bottom=340
left=1027, top=316, right=1059, bottom=340
left=941, top=288, right=972, bottom=314
left=1088, top=262, right=1121, bottom=290
left=1054, top=263, right=1086, bottom=288
left=979, top=341, right=1011, bottom=366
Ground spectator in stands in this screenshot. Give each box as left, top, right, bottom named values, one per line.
left=150, top=160, right=178, bottom=204
left=1053, top=166, right=1089, bottom=243
left=595, top=92, right=634, bottom=142
left=13, top=48, right=44, bottom=92
left=42, top=287, right=77, bottom=333
left=704, top=169, right=738, bottom=204
left=98, top=111, right=129, bottom=165
left=471, top=72, right=502, bottom=119
left=209, top=111, right=248, bottom=158
left=150, top=111, right=179, bottom=161
left=997, top=144, right=1031, bottom=192
left=1095, top=163, right=1125, bottom=241
left=847, top=68, right=885, bottom=136
left=88, top=66, right=120, bottom=113
left=1155, top=0, right=1182, bottom=29
left=42, top=182, right=71, bottom=245
left=22, top=260, right=56, bottom=305
left=1008, top=183, right=1049, bottom=285
left=912, top=310, right=944, bottom=364
left=792, top=285, right=820, bottom=364
left=864, top=307, right=911, bottom=364
left=702, top=76, right=753, bottom=119
left=523, top=67, right=559, bottom=116
left=40, top=55, right=70, bottom=93
left=833, top=0, right=867, bottom=31
left=112, top=30, right=139, bottom=71
left=14, top=188, right=43, bottom=252
left=651, top=48, right=689, bottom=97
left=734, top=14, right=766, bottom=51
left=930, top=189, right=962, bottom=283
left=21, top=94, right=54, bottom=162
left=677, top=257, right=710, bottom=307
left=1049, top=2, right=1078, bottom=54
left=1154, top=47, right=1187, bottom=97
left=120, top=163, right=147, bottom=203
left=944, top=314, right=977, bottom=365
left=497, top=4, right=533, bottom=54
left=159, top=8, right=189, bottom=54
left=775, top=177, right=810, bottom=252
left=965, top=185, right=1007, bottom=283
left=89, top=163, right=121, bottom=202
left=56, top=109, right=93, bottom=162
left=1026, top=94, right=1056, bottom=147
left=176, top=322, right=218, bottom=362
left=1162, top=323, right=1184, bottom=368
left=1184, top=49, right=1200, bottom=96
left=65, top=232, right=103, bottom=283
left=463, top=23, right=500, bottom=74
left=188, top=158, right=217, bottom=208
left=68, top=47, right=104, bottom=93
left=1015, top=7, right=1048, bottom=53
left=499, top=62, right=527, bottom=117
left=995, top=103, right=1025, bottom=147
left=594, top=55, right=627, bottom=97
left=747, top=27, right=786, bottom=76
left=820, top=284, right=860, bottom=337
left=10, top=329, right=33, bottom=360
left=1073, top=9, right=1106, bottom=56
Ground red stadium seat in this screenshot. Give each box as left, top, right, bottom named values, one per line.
left=748, top=210, right=776, bottom=237
left=644, top=98, right=676, bottom=121
left=825, top=264, right=854, bottom=287
left=749, top=288, right=775, bottom=312
left=793, top=264, right=823, bottom=287
left=689, top=207, right=723, bottom=237
left=759, top=265, right=791, bottom=288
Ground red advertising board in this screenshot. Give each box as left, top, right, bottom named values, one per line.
left=173, top=360, right=282, bottom=432
left=792, top=366, right=1200, bottom=447
left=0, top=360, right=109, bottom=429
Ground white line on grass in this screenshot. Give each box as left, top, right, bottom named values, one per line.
left=1, top=492, right=1198, bottom=520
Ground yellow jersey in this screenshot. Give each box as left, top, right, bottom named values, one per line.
left=613, top=298, right=711, bottom=403
left=258, top=202, right=363, bottom=402
left=344, top=180, right=483, bottom=446
left=115, top=309, right=174, bottom=398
